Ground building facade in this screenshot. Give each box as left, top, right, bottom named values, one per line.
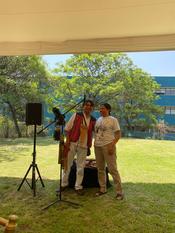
left=154, top=76, right=175, bottom=126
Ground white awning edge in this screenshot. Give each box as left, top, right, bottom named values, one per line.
left=1, top=34, right=175, bottom=56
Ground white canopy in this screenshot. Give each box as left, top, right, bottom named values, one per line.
left=1, top=0, right=175, bottom=55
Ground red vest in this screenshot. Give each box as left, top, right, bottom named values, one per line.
left=68, top=112, right=96, bottom=147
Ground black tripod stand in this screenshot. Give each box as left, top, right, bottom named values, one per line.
left=17, top=124, right=45, bottom=197
left=42, top=124, right=80, bottom=210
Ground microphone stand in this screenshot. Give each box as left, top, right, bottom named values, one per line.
left=37, top=95, right=86, bottom=134
left=37, top=98, right=85, bottom=135
left=40, top=98, right=84, bottom=210
left=42, top=124, right=80, bottom=210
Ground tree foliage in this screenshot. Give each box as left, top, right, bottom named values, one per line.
left=53, top=53, right=162, bottom=130
left=0, top=56, right=50, bottom=137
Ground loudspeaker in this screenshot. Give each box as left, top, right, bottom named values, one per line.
left=26, top=103, right=42, bottom=125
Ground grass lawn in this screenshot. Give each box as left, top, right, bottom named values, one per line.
left=0, top=137, right=175, bottom=233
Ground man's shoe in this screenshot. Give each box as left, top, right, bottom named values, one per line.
left=95, top=191, right=107, bottom=197
left=75, top=189, right=85, bottom=196
left=116, top=193, right=124, bottom=200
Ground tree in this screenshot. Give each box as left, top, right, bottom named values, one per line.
left=0, top=56, right=50, bottom=137
left=52, top=53, right=162, bottom=130
left=110, top=68, right=163, bottom=131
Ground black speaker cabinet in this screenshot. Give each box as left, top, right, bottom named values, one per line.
left=26, top=103, right=42, bottom=125
left=68, top=159, right=111, bottom=188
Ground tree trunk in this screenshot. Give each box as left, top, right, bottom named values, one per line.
left=7, top=101, right=22, bottom=138
left=4, top=117, right=9, bottom=138
left=125, top=117, right=132, bottom=131
left=2, top=107, right=10, bottom=138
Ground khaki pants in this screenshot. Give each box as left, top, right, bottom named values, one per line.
left=95, top=145, right=122, bottom=195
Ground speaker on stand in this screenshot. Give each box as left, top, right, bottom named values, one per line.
left=26, top=103, right=43, bottom=126
left=17, top=103, right=45, bottom=196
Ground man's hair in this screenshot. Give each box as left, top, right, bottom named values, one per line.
left=83, top=100, right=94, bottom=107
left=101, top=103, right=112, bottom=112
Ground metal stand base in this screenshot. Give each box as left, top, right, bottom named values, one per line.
left=42, top=148, right=81, bottom=210
left=17, top=124, right=44, bottom=197
left=42, top=194, right=80, bottom=210
left=42, top=116, right=84, bottom=210
left=17, top=161, right=45, bottom=197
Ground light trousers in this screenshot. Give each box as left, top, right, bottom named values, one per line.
left=95, top=145, right=123, bottom=195
left=62, top=143, right=87, bottom=190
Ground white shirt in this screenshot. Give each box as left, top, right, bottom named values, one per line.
left=94, top=116, right=120, bottom=147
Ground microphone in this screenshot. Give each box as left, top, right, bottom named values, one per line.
left=52, top=107, right=62, bottom=120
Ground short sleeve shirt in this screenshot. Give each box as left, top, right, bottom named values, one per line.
left=94, top=116, right=120, bottom=147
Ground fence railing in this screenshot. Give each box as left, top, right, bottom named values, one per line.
left=123, top=130, right=175, bottom=140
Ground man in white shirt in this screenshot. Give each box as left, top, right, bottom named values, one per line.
left=94, top=103, right=124, bottom=200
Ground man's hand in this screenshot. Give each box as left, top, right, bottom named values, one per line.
left=107, top=142, right=115, bottom=155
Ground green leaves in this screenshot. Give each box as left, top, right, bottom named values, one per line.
left=52, top=53, right=162, bottom=130
left=0, top=55, right=50, bottom=137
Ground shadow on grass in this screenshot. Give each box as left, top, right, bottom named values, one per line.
left=0, top=176, right=175, bottom=233
left=0, top=176, right=175, bottom=198
left=0, top=176, right=174, bottom=209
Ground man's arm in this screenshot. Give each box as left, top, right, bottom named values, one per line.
left=64, top=113, right=76, bottom=132
left=113, top=130, right=121, bottom=145
left=108, top=130, right=121, bottom=155
left=64, top=113, right=76, bottom=146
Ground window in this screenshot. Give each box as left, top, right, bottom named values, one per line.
left=165, top=106, right=175, bottom=115
left=156, top=87, right=175, bottom=95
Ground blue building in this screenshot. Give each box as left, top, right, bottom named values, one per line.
left=154, top=76, right=175, bottom=126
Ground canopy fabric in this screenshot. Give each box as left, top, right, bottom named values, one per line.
left=1, top=0, right=175, bottom=55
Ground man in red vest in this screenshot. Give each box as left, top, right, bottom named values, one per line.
left=62, top=100, right=96, bottom=195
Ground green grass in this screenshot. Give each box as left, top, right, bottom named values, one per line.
left=0, top=137, right=175, bottom=233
